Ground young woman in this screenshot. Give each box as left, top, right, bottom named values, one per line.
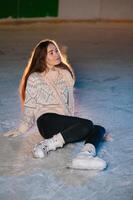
left=4, top=39, right=107, bottom=170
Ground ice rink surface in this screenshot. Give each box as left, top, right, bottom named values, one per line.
left=0, top=22, right=133, bottom=200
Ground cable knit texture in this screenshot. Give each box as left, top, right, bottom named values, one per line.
left=19, top=67, right=75, bottom=133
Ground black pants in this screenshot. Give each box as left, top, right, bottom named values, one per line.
left=37, top=113, right=105, bottom=149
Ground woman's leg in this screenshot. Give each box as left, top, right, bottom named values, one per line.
left=37, top=113, right=105, bottom=150
left=70, top=125, right=107, bottom=170
left=37, top=112, right=93, bottom=143
left=35, top=113, right=107, bottom=170
left=34, top=112, right=93, bottom=158
left=85, top=125, right=106, bottom=149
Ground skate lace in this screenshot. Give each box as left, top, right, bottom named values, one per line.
left=40, top=141, right=49, bottom=155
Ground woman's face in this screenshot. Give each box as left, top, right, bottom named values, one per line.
left=46, top=43, right=61, bottom=69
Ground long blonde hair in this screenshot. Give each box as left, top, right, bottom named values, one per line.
left=19, top=39, right=75, bottom=110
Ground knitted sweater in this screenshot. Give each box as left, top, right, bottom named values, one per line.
left=18, top=67, right=75, bottom=133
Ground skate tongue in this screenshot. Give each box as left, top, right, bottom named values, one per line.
left=81, top=143, right=96, bottom=157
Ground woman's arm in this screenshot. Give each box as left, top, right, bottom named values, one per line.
left=68, top=87, right=75, bottom=116
left=62, top=69, right=75, bottom=116
left=4, top=74, right=37, bottom=137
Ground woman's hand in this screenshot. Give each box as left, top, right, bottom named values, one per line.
left=103, top=133, right=113, bottom=142
left=3, top=129, right=22, bottom=137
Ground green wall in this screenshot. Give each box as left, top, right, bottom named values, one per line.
left=0, top=0, right=59, bottom=19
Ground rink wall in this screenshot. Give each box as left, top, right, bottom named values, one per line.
left=59, top=0, right=133, bottom=20
left=0, top=0, right=59, bottom=19
left=0, top=0, right=133, bottom=21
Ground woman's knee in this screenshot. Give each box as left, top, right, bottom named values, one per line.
left=37, top=113, right=58, bottom=139
left=36, top=113, right=50, bottom=137
left=94, top=125, right=106, bottom=137
left=37, top=113, right=53, bottom=128
left=37, top=118, right=50, bottom=139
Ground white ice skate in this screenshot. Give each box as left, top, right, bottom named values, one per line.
left=32, top=133, right=65, bottom=158
left=69, top=143, right=107, bottom=171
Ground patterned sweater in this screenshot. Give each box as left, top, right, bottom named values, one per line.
left=18, top=67, right=75, bottom=133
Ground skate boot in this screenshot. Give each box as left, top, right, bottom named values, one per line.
left=33, top=133, right=65, bottom=158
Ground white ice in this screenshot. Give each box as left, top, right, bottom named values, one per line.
left=0, top=22, right=133, bottom=200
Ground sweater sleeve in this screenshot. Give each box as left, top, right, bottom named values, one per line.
left=18, top=74, right=37, bottom=133
left=68, top=87, right=75, bottom=116
left=62, top=69, right=75, bottom=116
